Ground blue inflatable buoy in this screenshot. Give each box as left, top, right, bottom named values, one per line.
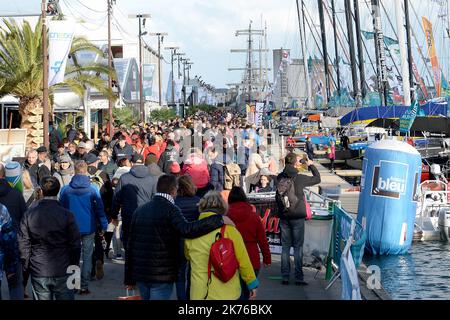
left=357, top=140, right=422, bottom=255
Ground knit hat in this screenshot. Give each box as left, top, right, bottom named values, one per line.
left=59, top=155, right=72, bottom=163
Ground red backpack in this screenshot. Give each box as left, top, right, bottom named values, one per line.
left=207, top=225, right=239, bottom=287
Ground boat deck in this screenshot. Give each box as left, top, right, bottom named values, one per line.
left=306, top=163, right=361, bottom=214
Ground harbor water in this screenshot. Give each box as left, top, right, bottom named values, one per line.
left=364, top=241, right=450, bottom=300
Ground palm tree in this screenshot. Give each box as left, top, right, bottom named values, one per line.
left=0, top=18, right=44, bottom=149
left=0, top=18, right=116, bottom=149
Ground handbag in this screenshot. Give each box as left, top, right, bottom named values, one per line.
left=304, top=195, right=312, bottom=221
left=117, top=289, right=142, bottom=300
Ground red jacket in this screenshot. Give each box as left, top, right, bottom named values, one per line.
left=144, top=144, right=162, bottom=161
left=181, top=154, right=210, bottom=188
left=227, top=201, right=271, bottom=270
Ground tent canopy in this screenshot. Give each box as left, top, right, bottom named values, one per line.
left=340, top=102, right=448, bottom=126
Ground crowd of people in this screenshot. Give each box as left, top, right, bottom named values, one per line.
left=0, top=110, right=321, bottom=300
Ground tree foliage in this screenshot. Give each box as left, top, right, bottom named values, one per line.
left=150, top=108, right=177, bottom=122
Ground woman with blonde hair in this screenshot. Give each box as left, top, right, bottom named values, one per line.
left=184, top=191, right=258, bottom=300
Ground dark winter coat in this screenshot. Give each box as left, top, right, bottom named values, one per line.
left=0, top=179, right=26, bottom=232
left=124, top=195, right=224, bottom=285
left=276, top=164, right=321, bottom=220
left=158, top=145, right=179, bottom=174
left=174, top=196, right=201, bottom=222
left=209, top=159, right=225, bottom=192
left=111, top=165, right=158, bottom=242
left=18, top=199, right=81, bottom=278
left=23, top=160, right=51, bottom=188
left=112, top=143, right=134, bottom=162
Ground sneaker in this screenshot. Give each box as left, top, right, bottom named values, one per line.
left=107, top=249, right=114, bottom=259
left=95, top=260, right=104, bottom=280
left=295, top=280, right=308, bottom=286
left=282, top=280, right=289, bottom=285
left=79, top=289, right=91, bottom=295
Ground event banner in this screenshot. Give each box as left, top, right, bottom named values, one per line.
left=255, top=102, right=264, bottom=127
left=399, top=100, right=419, bottom=133
left=422, top=17, right=441, bottom=97
left=48, top=20, right=75, bottom=87
left=143, top=64, right=155, bottom=101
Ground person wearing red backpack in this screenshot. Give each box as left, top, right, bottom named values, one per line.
left=184, top=191, right=258, bottom=300
left=227, top=187, right=271, bottom=300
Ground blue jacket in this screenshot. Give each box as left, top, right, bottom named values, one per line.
left=60, top=175, right=108, bottom=235
left=0, top=204, right=19, bottom=281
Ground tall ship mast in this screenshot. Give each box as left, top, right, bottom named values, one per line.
left=228, top=20, right=271, bottom=111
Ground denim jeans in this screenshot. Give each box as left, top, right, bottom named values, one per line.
left=80, top=233, right=95, bottom=290
left=137, top=282, right=174, bottom=300
left=31, top=276, right=74, bottom=300
left=7, top=262, right=24, bottom=300
left=280, top=218, right=305, bottom=281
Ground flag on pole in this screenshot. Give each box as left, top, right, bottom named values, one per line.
left=422, top=17, right=442, bottom=97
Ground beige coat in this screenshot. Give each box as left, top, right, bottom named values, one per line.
left=244, top=153, right=269, bottom=191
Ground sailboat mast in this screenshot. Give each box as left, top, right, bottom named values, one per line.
left=404, top=0, right=415, bottom=102
left=331, top=0, right=341, bottom=97
left=344, top=0, right=361, bottom=106
left=371, top=0, right=388, bottom=106
left=354, top=0, right=366, bottom=100
left=394, top=0, right=411, bottom=105
left=317, top=0, right=331, bottom=103
left=296, top=0, right=313, bottom=109
left=248, top=21, right=252, bottom=106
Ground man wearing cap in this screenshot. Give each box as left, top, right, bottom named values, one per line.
left=77, top=142, right=88, bottom=160
left=112, top=135, right=134, bottom=164
left=24, top=149, right=51, bottom=188
left=36, top=146, right=52, bottom=172
left=112, top=150, right=158, bottom=247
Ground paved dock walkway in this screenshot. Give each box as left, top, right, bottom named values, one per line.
left=1, top=255, right=343, bottom=300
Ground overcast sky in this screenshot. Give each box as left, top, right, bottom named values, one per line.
left=0, top=0, right=449, bottom=91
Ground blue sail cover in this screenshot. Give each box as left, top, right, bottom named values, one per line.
left=340, top=102, right=448, bottom=126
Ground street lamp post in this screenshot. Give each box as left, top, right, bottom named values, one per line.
left=129, top=14, right=151, bottom=123
left=42, top=0, right=49, bottom=149
left=149, top=32, right=168, bottom=107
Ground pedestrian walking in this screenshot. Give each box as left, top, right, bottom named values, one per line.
left=227, top=187, right=271, bottom=300
left=59, top=161, right=108, bottom=295
left=185, top=191, right=259, bottom=300
left=124, top=175, right=233, bottom=300
left=18, top=177, right=81, bottom=300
